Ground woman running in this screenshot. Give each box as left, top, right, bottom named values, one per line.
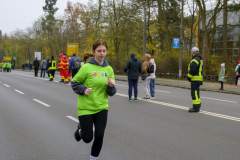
left=71, top=39, right=117, bottom=160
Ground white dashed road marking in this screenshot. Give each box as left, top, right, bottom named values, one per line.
left=115, top=93, right=240, bottom=122
left=201, top=97, right=237, bottom=103
left=9, top=72, right=240, bottom=122
left=33, top=99, right=50, bottom=107
left=66, top=116, right=79, bottom=123
left=15, top=90, right=24, bottom=94
left=4, top=84, right=10, bottom=87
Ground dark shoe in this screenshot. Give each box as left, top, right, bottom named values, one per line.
left=134, top=98, right=137, bottom=102
left=74, top=123, right=81, bottom=142
left=49, top=78, right=53, bottom=81
left=59, top=80, right=64, bottom=83
left=142, top=97, right=150, bottom=99
left=188, top=107, right=200, bottom=113
left=219, top=88, right=223, bottom=90
left=129, top=98, right=132, bottom=102
left=64, top=82, right=68, bottom=84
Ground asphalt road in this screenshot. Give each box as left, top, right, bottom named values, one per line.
left=0, top=70, right=240, bottom=160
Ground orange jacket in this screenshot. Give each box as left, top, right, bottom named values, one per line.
left=62, top=57, right=69, bottom=70
left=58, top=56, right=64, bottom=69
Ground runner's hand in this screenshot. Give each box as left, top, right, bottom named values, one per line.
left=107, top=77, right=115, bottom=87
left=85, top=88, right=93, bottom=95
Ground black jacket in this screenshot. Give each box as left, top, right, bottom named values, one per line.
left=188, top=55, right=203, bottom=85
left=124, top=57, right=142, bottom=80
left=33, top=59, right=40, bottom=68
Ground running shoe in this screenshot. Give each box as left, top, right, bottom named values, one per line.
left=74, top=123, right=81, bottom=142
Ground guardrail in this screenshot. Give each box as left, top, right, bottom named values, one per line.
left=114, top=71, right=236, bottom=84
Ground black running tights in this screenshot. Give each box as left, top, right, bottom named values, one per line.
left=78, top=110, right=108, bottom=157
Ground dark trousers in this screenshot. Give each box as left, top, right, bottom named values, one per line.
left=34, top=68, right=38, bottom=76
left=220, top=81, right=223, bottom=89
left=78, top=110, right=108, bottom=157
left=40, top=68, right=46, bottom=77
left=49, top=70, right=55, bottom=79
left=71, top=69, right=79, bottom=79
left=128, top=79, right=138, bottom=98
left=191, top=81, right=201, bottom=109
left=235, top=76, right=240, bottom=85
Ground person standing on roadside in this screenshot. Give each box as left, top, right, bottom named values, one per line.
left=40, top=58, right=47, bottom=78
left=124, top=52, right=142, bottom=101
left=69, top=53, right=81, bottom=79
left=150, top=57, right=156, bottom=99
left=47, top=56, right=57, bottom=81
left=187, top=47, right=203, bottom=113
left=71, top=39, right=116, bottom=160
left=218, top=63, right=226, bottom=90
left=233, top=61, right=240, bottom=86
left=58, top=53, right=65, bottom=83
left=46, top=56, right=51, bottom=77
left=33, top=57, right=40, bottom=77
left=141, top=54, right=152, bottom=99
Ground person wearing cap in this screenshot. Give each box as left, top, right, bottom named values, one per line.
left=187, top=47, right=203, bottom=112
left=47, top=56, right=57, bottom=81
left=218, top=63, right=226, bottom=90
left=124, top=52, right=142, bottom=101
left=69, top=53, right=81, bottom=79
left=58, top=53, right=65, bottom=83
left=233, top=61, right=240, bottom=86
left=62, top=53, right=70, bottom=84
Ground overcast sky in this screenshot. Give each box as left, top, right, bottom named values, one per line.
left=0, top=0, right=89, bottom=35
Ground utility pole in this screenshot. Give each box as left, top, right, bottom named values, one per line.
left=62, top=31, right=64, bottom=53
left=16, top=43, right=17, bottom=68
left=143, top=7, right=147, bottom=57
left=179, top=0, right=184, bottom=78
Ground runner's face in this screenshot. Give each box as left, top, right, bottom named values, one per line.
left=93, top=45, right=107, bottom=62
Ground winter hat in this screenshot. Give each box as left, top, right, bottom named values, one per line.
left=221, top=63, right=225, bottom=67
left=237, top=61, right=240, bottom=64
left=72, top=53, right=76, bottom=56
left=130, top=52, right=135, bottom=58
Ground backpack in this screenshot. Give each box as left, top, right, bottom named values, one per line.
left=147, top=62, right=154, bottom=73
left=73, top=57, right=80, bottom=69
left=237, top=65, right=240, bottom=74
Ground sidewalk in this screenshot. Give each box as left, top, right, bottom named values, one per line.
left=114, top=75, right=240, bottom=95
left=13, top=69, right=240, bottom=95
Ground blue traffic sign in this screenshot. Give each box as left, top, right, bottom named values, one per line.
left=13, top=57, right=16, bottom=60
left=173, top=38, right=180, bottom=48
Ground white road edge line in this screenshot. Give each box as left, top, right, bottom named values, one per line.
left=15, top=90, right=24, bottom=94
left=201, top=97, right=237, bottom=103
left=115, top=93, right=240, bottom=123
left=4, top=84, right=10, bottom=87
left=33, top=99, right=50, bottom=107
left=66, top=116, right=95, bottom=131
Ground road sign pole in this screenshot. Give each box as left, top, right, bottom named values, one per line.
left=179, top=0, right=184, bottom=78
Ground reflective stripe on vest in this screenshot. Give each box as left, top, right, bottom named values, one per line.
left=188, top=59, right=203, bottom=81
left=48, top=60, right=57, bottom=70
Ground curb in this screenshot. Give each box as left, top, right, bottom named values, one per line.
left=115, top=78, right=240, bottom=95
